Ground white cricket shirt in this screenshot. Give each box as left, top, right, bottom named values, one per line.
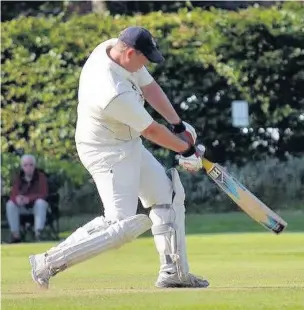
left=75, top=39, right=154, bottom=149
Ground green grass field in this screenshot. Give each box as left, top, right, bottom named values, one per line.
left=2, top=212, right=304, bottom=310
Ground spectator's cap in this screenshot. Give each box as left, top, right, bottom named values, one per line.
left=119, top=26, right=164, bottom=64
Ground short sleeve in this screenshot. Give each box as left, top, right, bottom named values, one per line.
left=104, top=92, right=154, bottom=133
left=135, top=66, right=154, bottom=87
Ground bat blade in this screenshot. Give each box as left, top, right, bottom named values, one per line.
left=201, top=158, right=287, bottom=234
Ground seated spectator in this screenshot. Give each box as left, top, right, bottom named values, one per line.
left=6, top=154, right=49, bottom=243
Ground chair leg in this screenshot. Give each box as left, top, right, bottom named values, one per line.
left=21, top=224, right=35, bottom=242
left=42, top=204, right=60, bottom=241
left=50, top=219, right=60, bottom=240
left=20, top=225, right=27, bottom=242
left=54, top=219, right=60, bottom=239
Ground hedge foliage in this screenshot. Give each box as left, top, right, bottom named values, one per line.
left=180, top=155, right=304, bottom=213
left=3, top=153, right=302, bottom=215
left=2, top=3, right=304, bottom=164
left=1, top=3, right=303, bottom=212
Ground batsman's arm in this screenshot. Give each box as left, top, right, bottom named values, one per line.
left=140, top=81, right=181, bottom=125
left=104, top=92, right=191, bottom=154
left=142, top=121, right=190, bottom=153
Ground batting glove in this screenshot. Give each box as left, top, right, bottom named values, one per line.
left=177, top=144, right=205, bottom=172
left=171, top=121, right=197, bottom=145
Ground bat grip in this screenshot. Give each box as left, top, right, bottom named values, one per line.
left=176, top=132, right=206, bottom=159
left=195, top=145, right=205, bottom=158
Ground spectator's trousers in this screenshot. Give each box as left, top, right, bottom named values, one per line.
left=6, top=199, right=48, bottom=234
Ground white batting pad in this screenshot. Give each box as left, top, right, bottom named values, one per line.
left=55, top=216, right=110, bottom=250
left=149, top=168, right=189, bottom=281
left=45, top=214, right=152, bottom=273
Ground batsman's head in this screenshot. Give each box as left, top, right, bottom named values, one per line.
left=117, top=26, right=164, bottom=71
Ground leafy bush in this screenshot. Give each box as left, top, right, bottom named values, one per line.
left=1, top=3, right=303, bottom=213
left=53, top=155, right=304, bottom=214
left=2, top=3, right=303, bottom=165
left=2, top=152, right=302, bottom=214
left=179, top=155, right=304, bottom=213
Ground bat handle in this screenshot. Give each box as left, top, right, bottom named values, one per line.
left=194, top=145, right=216, bottom=172
left=195, top=145, right=205, bottom=158
left=176, top=132, right=214, bottom=168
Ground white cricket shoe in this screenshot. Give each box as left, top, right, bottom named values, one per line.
left=29, top=254, right=51, bottom=289
left=155, top=272, right=210, bottom=288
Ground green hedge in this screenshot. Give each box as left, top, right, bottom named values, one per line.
left=2, top=3, right=303, bottom=165
left=180, top=156, right=304, bottom=213
left=1, top=3, right=303, bottom=213
left=1, top=153, right=303, bottom=215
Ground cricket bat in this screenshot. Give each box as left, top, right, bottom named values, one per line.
left=201, top=158, right=288, bottom=234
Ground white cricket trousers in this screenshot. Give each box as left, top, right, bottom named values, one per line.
left=77, top=138, right=173, bottom=221
left=6, top=199, right=48, bottom=234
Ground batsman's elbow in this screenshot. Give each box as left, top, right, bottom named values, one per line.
left=141, top=121, right=160, bottom=139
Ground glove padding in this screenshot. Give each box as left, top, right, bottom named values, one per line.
left=178, top=144, right=205, bottom=172
left=171, top=121, right=197, bottom=145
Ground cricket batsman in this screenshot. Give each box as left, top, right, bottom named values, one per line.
left=29, top=27, right=209, bottom=289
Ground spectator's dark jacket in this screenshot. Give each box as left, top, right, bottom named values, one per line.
left=10, top=169, right=48, bottom=205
